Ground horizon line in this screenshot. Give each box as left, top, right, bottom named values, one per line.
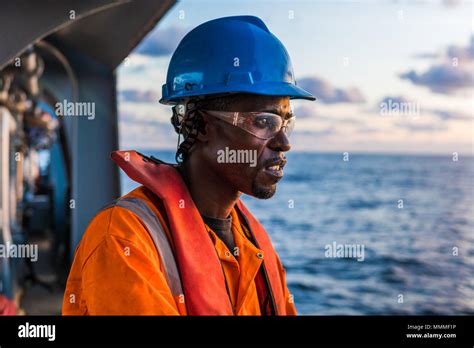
left=124, top=147, right=474, bottom=158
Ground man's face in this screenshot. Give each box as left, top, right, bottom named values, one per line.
left=199, top=95, right=292, bottom=199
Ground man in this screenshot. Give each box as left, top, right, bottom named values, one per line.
left=63, top=16, right=315, bottom=315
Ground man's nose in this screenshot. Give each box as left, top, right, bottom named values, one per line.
left=267, top=129, right=291, bottom=152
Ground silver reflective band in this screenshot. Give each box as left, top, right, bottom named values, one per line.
left=102, top=197, right=184, bottom=298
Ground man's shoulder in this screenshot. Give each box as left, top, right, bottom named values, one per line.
left=78, top=185, right=168, bottom=259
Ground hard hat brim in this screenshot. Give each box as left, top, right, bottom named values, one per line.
left=159, top=82, right=316, bottom=105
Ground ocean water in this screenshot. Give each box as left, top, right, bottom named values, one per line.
left=121, top=150, right=474, bottom=315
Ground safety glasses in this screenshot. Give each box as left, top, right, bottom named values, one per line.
left=200, top=110, right=295, bottom=140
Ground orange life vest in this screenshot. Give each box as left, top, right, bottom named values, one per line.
left=111, top=150, right=290, bottom=315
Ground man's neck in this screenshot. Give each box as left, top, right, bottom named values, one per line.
left=178, top=156, right=240, bottom=219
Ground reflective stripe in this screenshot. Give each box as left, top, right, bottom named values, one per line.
left=102, top=197, right=184, bottom=298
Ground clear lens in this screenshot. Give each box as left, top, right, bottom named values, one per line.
left=242, top=113, right=283, bottom=139
left=284, top=117, right=295, bottom=136
left=202, top=110, right=294, bottom=139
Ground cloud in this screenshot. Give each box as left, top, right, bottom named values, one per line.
left=297, top=76, right=366, bottom=104
left=413, top=52, right=441, bottom=59
left=395, top=121, right=446, bottom=133
left=378, top=95, right=412, bottom=106
left=400, top=65, right=473, bottom=94
left=293, top=104, right=318, bottom=119
left=447, top=36, right=474, bottom=63
left=119, top=110, right=177, bottom=149
left=376, top=95, right=472, bottom=122
left=356, top=126, right=378, bottom=134
left=442, top=0, right=462, bottom=7
left=400, top=36, right=474, bottom=94
left=119, top=89, right=160, bottom=103
left=120, top=64, right=147, bottom=74
left=373, top=96, right=422, bottom=119
left=293, top=105, right=368, bottom=130
left=135, top=26, right=188, bottom=57
left=430, top=109, right=472, bottom=121
left=294, top=127, right=336, bottom=137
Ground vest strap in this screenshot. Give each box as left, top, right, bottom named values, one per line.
left=102, top=197, right=184, bottom=298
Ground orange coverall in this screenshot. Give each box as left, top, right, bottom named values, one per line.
left=62, top=186, right=296, bottom=315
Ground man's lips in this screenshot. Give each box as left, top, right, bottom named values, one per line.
left=262, top=157, right=287, bottom=179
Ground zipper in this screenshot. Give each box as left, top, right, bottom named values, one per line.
left=238, top=208, right=278, bottom=315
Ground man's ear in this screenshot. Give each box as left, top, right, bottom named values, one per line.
left=196, top=112, right=215, bottom=142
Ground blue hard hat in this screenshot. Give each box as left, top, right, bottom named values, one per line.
left=159, top=16, right=316, bottom=104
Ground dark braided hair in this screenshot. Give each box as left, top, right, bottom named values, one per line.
left=170, top=98, right=204, bottom=163
left=170, top=93, right=263, bottom=163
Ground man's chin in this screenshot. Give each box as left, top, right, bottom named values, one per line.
left=250, top=181, right=277, bottom=199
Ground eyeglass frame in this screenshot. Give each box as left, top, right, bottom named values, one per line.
left=198, top=109, right=295, bottom=140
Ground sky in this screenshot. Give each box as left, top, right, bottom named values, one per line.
left=117, top=0, right=473, bottom=155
